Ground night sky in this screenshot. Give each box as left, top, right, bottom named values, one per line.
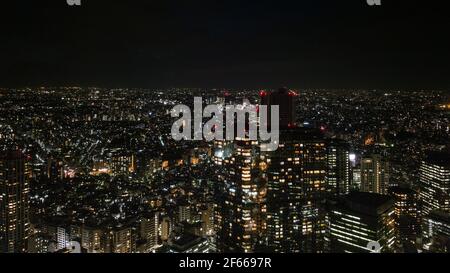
left=1, top=0, right=449, bottom=90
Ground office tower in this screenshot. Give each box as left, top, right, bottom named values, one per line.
left=361, top=154, right=389, bottom=194
left=81, top=226, right=105, bottom=253
left=216, top=139, right=264, bottom=252
left=419, top=151, right=450, bottom=216
left=263, top=128, right=327, bottom=253
left=212, top=138, right=234, bottom=239
left=137, top=212, right=159, bottom=253
left=260, top=87, right=297, bottom=129
left=388, top=186, right=421, bottom=250
left=328, top=192, right=395, bottom=253
left=0, top=150, right=31, bottom=253
left=422, top=210, right=450, bottom=252
left=108, top=227, right=134, bottom=253
left=326, top=140, right=351, bottom=196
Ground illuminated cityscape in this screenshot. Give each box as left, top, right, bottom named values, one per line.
left=1, top=1, right=450, bottom=259
left=1, top=87, right=449, bottom=253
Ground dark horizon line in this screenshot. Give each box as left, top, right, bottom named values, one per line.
left=1, top=85, right=449, bottom=93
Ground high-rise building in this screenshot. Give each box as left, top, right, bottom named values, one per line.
left=422, top=210, right=450, bottom=252
left=419, top=151, right=450, bottom=216
left=107, top=227, right=134, bottom=253
left=327, top=192, right=395, bottom=253
left=361, top=154, right=389, bottom=195
left=137, top=212, right=160, bottom=253
left=81, top=226, right=105, bottom=253
left=260, top=87, right=297, bottom=129
left=216, top=138, right=264, bottom=252
left=0, top=150, right=31, bottom=253
left=388, top=186, right=421, bottom=250
left=326, top=140, right=351, bottom=196
left=262, top=128, right=327, bottom=253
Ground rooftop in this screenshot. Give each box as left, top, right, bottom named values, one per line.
left=340, top=192, right=394, bottom=216
left=425, top=151, right=450, bottom=168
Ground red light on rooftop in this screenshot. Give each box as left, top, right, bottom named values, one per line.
left=259, top=90, right=267, bottom=97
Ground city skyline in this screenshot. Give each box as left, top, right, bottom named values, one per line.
left=1, top=87, right=449, bottom=254
left=1, top=0, right=450, bottom=259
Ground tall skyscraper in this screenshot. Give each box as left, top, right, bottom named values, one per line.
left=260, top=87, right=297, bottom=129
left=0, top=150, right=31, bottom=253
left=361, top=154, right=390, bottom=195
left=326, top=140, right=351, bottom=196
left=327, top=192, right=395, bottom=253
left=419, top=151, right=450, bottom=216
left=262, top=128, right=327, bottom=253
left=388, top=186, right=421, bottom=250
left=216, top=139, right=264, bottom=252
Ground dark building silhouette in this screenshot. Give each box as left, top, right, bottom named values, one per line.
left=260, top=87, right=297, bottom=129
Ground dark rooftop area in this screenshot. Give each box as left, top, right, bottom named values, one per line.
left=341, top=192, right=394, bottom=217
left=425, top=151, right=450, bottom=168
